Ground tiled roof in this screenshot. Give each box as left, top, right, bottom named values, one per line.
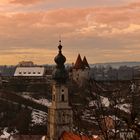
left=74, top=54, right=85, bottom=69
left=83, top=56, right=90, bottom=68
left=60, top=131, right=101, bottom=140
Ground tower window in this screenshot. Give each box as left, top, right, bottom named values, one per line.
left=61, top=94, right=64, bottom=101
left=53, top=94, right=55, bottom=101
left=62, top=89, right=64, bottom=92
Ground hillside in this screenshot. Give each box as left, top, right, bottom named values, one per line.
left=90, top=61, right=140, bottom=68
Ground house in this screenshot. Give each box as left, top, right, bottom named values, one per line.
left=14, top=67, right=45, bottom=77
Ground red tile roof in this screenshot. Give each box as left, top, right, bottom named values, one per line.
left=74, top=54, right=85, bottom=69
left=83, top=56, right=90, bottom=68
left=60, top=131, right=101, bottom=140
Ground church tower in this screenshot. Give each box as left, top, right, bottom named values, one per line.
left=47, top=41, right=73, bottom=140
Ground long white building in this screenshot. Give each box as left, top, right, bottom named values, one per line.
left=14, top=67, right=45, bottom=77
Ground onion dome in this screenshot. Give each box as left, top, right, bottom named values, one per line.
left=52, top=40, right=68, bottom=83
left=54, top=40, right=66, bottom=68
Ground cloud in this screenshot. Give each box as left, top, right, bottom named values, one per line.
left=9, top=0, right=44, bottom=5
left=0, top=48, right=56, bottom=65
left=0, top=1, right=140, bottom=64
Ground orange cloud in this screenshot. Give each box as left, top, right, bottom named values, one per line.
left=0, top=1, right=140, bottom=64
left=0, top=0, right=61, bottom=5
left=0, top=2, right=140, bottom=38
left=0, top=48, right=56, bottom=65
left=10, top=0, right=44, bottom=5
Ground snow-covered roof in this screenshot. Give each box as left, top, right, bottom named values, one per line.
left=14, top=67, right=45, bottom=77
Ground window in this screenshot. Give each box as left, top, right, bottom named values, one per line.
left=53, top=94, right=55, bottom=101
left=23, top=72, right=26, bottom=74
left=28, top=72, right=31, bottom=74
left=62, top=89, right=64, bottom=92
left=38, top=72, right=41, bottom=74
left=61, top=94, right=64, bottom=102
left=33, top=72, right=36, bottom=74
left=19, top=72, right=22, bottom=74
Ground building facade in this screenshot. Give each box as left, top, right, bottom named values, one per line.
left=70, top=54, right=91, bottom=83
left=14, top=67, right=45, bottom=77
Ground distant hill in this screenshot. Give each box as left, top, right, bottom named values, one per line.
left=90, top=62, right=140, bottom=68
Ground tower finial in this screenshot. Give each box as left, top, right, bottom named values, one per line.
left=59, top=39, right=61, bottom=45
left=59, top=34, right=61, bottom=45
left=58, top=40, right=62, bottom=52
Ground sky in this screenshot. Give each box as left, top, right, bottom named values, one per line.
left=0, top=0, right=140, bottom=65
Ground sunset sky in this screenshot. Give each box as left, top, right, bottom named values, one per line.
left=0, top=0, right=140, bottom=65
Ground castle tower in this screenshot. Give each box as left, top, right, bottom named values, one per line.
left=71, top=54, right=90, bottom=83
left=74, top=54, right=85, bottom=70
left=47, top=41, right=73, bottom=140
left=83, top=56, right=90, bottom=69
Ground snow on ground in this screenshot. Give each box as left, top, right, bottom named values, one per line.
left=82, top=109, right=97, bottom=125
left=22, top=93, right=52, bottom=107
left=89, top=96, right=110, bottom=108
left=89, top=100, right=97, bottom=107
left=31, top=109, right=47, bottom=125
left=36, top=98, right=52, bottom=107
left=0, top=128, right=10, bottom=139
left=115, top=103, right=131, bottom=113
left=109, top=115, right=120, bottom=121
left=100, top=96, right=110, bottom=107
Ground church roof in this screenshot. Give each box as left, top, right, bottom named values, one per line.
left=74, top=54, right=85, bottom=69
left=60, top=131, right=101, bottom=140
left=83, top=56, right=90, bottom=68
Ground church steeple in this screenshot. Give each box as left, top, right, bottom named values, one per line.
left=47, top=41, right=73, bottom=140
left=52, top=40, right=68, bottom=83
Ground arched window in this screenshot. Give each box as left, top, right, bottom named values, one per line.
left=61, top=94, right=64, bottom=101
